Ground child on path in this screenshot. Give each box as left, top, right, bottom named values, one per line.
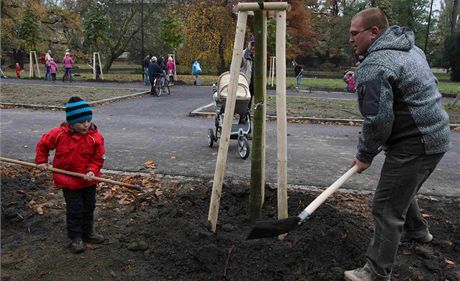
left=192, top=60, right=202, bottom=86
left=62, top=52, right=73, bottom=82
left=35, top=97, right=106, bottom=254
left=48, top=58, right=58, bottom=81
left=15, top=63, right=21, bottom=78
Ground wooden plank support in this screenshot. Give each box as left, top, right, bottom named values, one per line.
left=207, top=11, right=248, bottom=233
left=235, top=2, right=290, bottom=12
left=276, top=10, right=288, bottom=224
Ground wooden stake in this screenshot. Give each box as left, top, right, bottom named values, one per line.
left=93, top=52, right=97, bottom=80
left=33, top=51, right=41, bottom=78
left=29, top=52, right=33, bottom=78
left=235, top=2, right=290, bottom=12
left=97, top=52, right=103, bottom=80
left=276, top=10, right=288, bottom=223
left=207, top=11, right=248, bottom=232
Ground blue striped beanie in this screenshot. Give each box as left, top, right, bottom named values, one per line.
left=66, top=96, right=92, bottom=125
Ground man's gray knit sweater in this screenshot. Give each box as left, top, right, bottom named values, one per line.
left=355, top=26, right=451, bottom=163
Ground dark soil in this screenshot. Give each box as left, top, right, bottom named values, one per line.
left=1, top=165, right=459, bottom=281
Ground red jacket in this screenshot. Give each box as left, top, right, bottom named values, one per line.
left=36, top=123, right=105, bottom=189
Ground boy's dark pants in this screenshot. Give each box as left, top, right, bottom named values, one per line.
left=62, top=185, right=96, bottom=239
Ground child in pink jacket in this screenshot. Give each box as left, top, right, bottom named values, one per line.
left=62, top=52, right=74, bottom=82
left=48, top=58, right=58, bottom=81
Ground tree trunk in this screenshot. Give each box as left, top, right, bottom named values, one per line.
left=249, top=10, right=266, bottom=222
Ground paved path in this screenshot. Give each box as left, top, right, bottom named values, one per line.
left=1, top=79, right=459, bottom=197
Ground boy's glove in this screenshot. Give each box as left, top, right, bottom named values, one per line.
left=84, top=171, right=95, bottom=181
left=36, top=163, right=49, bottom=170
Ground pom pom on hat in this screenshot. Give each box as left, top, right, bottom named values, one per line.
left=66, top=96, right=92, bottom=125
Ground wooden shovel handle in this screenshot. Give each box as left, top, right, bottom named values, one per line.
left=298, top=165, right=358, bottom=221
left=0, top=156, right=142, bottom=192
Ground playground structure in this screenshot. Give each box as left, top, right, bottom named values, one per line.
left=91, top=52, right=104, bottom=80
left=207, top=1, right=290, bottom=233
left=268, top=55, right=276, bottom=87
left=28, top=51, right=41, bottom=78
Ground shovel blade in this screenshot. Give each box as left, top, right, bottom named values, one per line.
left=246, top=216, right=301, bottom=240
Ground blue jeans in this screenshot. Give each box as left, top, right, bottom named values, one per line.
left=144, top=68, right=150, bottom=85
left=295, top=74, right=302, bottom=88
left=62, top=67, right=72, bottom=81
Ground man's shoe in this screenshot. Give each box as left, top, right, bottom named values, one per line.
left=344, top=263, right=390, bottom=281
left=69, top=238, right=86, bottom=254
left=404, top=232, right=433, bottom=243
left=344, top=265, right=373, bottom=281
left=82, top=233, right=105, bottom=244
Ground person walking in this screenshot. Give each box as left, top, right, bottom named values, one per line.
left=240, top=38, right=255, bottom=109
left=35, top=96, right=106, bottom=254
left=166, top=56, right=175, bottom=86
left=293, top=60, right=303, bottom=90
left=15, top=62, right=21, bottom=78
left=192, top=60, right=202, bottom=86
left=143, top=55, right=150, bottom=85
left=62, top=52, right=73, bottom=82
left=48, top=58, right=58, bottom=81
left=45, top=50, right=52, bottom=80
left=344, top=8, right=451, bottom=281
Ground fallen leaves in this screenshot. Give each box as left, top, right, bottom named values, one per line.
left=144, top=160, right=157, bottom=169
left=27, top=200, right=45, bottom=215
left=445, top=258, right=456, bottom=268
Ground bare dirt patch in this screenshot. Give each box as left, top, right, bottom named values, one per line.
left=1, top=164, right=459, bottom=281
left=0, top=84, right=142, bottom=107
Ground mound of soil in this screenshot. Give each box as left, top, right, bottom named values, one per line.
left=1, top=165, right=459, bottom=281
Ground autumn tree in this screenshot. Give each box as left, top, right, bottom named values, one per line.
left=177, top=0, right=235, bottom=74
left=160, top=10, right=186, bottom=54
left=82, top=1, right=109, bottom=54
left=285, top=0, right=317, bottom=59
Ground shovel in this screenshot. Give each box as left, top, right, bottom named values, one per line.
left=0, top=156, right=143, bottom=192
left=247, top=164, right=358, bottom=239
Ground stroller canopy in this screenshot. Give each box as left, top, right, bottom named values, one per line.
left=217, top=71, right=251, bottom=101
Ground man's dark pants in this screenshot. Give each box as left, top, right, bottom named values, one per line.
left=366, top=152, right=444, bottom=278
left=62, top=185, right=96, bottom=239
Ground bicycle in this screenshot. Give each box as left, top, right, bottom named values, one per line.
left=153, top=74, right=170, bottom=97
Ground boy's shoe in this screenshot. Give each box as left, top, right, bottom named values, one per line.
left=82, top=233, right=105, bottom=244
left=69, top=238, right=86, bottom=254
left=403, top=231, right=433, bottom=243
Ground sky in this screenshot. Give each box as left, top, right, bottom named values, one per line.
left=433, top=0, right=441, bottom=11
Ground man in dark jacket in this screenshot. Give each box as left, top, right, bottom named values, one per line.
left=148, top=56, right=163, bottom=96
left=344, top=8, right=451, bottom=281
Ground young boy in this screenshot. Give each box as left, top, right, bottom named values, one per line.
left=35, top=96, right=106, bottom=254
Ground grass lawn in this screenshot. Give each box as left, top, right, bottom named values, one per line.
left=0, top=84, right=143, bottom=107
left=202, top=96, right=460, bottom=124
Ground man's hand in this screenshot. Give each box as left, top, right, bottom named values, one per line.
left=36, top=163, right=49, bottom=170
left=84, top=171, right=95, bottom=181
left=352, top=157, right=371, bottom=173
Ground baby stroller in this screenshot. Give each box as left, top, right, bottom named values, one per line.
left=208, top=71, right=251, bottom=159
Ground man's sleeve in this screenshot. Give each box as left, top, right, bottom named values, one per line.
left=355, top=64, right=395, bottom=163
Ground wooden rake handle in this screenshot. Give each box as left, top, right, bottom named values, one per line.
left=0, top=156, right=143, bottom=192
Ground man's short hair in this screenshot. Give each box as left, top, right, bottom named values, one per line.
left=353, top=7, right=389, bottom=30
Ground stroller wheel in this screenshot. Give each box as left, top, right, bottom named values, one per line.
left=238, top=137, right=250, bottom=160
left=208, top=128, right=215, bottom=148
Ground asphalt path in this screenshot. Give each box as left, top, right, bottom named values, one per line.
left=1, top=79, right=459, bottom=197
